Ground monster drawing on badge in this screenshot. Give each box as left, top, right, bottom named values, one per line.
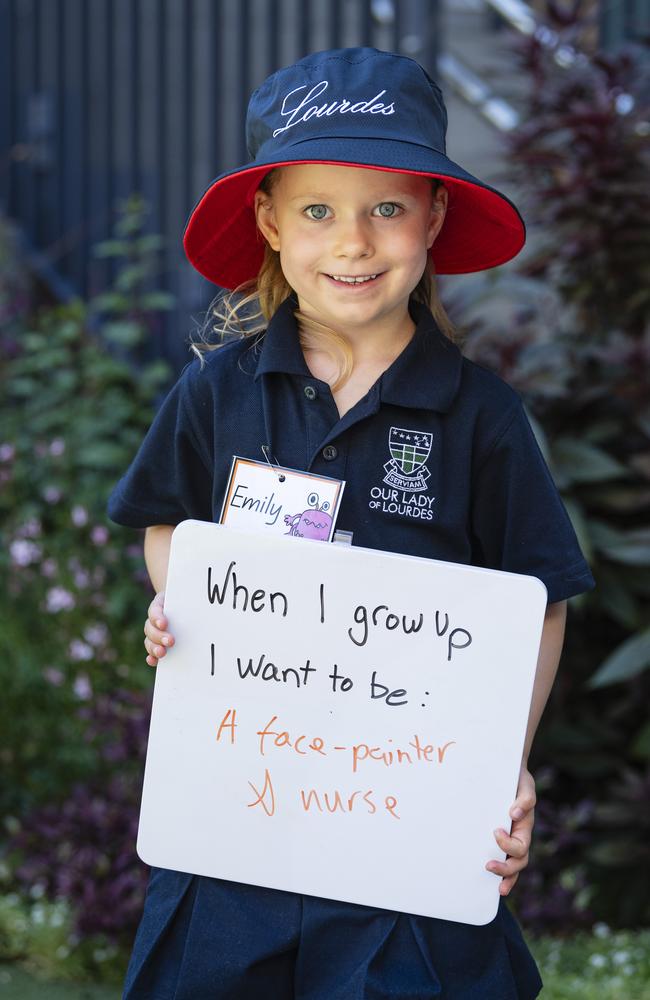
left=284, top=492, right=332, bottom=540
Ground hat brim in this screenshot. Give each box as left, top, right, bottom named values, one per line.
left=183, top=137, right=526, bottom=288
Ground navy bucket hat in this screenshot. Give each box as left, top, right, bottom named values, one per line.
left=183, top=47, right=526, bottom=288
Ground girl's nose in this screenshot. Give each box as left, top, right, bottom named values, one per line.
left=333, top=216, right=374, bottom=259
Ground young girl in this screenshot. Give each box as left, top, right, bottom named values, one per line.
left=108, top=47, right=594, bottom=999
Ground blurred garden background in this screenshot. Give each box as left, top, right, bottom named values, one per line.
left=1, top=0, right=649, bottom=996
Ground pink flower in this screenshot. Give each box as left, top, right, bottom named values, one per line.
left=90, top=525, right=109, bottom=546
left=45, top=587, right=75, bottom=613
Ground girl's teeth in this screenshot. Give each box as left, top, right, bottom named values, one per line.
left=331, top=274, right=377, bottom=283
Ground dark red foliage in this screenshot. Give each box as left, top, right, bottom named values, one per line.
left=505, top=36, right=650, bottom=338
left=517, top=788, right=596, bottom=932
left=459, top=22, right=650, bottom=932
left=8, top=690, right=152, bottom=944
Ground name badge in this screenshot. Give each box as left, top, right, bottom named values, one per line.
left=220, top=456, right=345, bottom=542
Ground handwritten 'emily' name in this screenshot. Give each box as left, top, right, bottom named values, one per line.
left=207, top=560, right=472, bottom=662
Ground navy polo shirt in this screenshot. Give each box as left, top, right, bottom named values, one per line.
left=107, top=296, right=595, bottom=604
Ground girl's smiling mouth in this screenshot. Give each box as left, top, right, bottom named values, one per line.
left=325, top=273, right=383, bottom=287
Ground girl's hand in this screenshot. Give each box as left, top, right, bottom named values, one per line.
left=486, top=762, right=536, bottom=897
left=143, top=591, right=175, bottom=667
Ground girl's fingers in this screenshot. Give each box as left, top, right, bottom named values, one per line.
left=510, top=769, right=536, bottom=820
left=494, top=826, right=530, bottom=858
left=486, top=823, right=531, bottom=890
left=510, top=792, right=536, bottom=820
left=486, top=765, right=537, bottom=895
left=144, top=635, right=163, bottom=658
left=148, top=591, right=167, bottom=630
left=499, top=873, right=520, bottom=896
left=144, top=592, right=170, bottom=668
left=144, top=618, right=174, bottom=649
left=486, top=850, right=529, bottom=878
left=144, top=634, right=171, bottom=660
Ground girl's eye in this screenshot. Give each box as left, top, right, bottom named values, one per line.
left=374, top=202, right=402, bottom=218
left=304, top=204, right=330, bottom=221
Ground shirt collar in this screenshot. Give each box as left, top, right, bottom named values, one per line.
left=254, top=295, right=312, bottom=378
left=379, top=301, right=462, bottom=412
left=254, top=295, right=463, bottom=413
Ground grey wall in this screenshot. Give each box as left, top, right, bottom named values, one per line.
left=1, top=0, right=441, bottom=369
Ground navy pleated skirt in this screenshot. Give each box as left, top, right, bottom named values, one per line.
left=123, top=868, right=542, bottom=1000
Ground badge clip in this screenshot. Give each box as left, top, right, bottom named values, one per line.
left=261, top=445, right=286, bottom=483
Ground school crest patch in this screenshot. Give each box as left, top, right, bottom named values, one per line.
left=383, top=427, right=432, bottom=492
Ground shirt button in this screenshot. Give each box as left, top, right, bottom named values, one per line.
left=322, top=445, right=338, bottom=461
left=304, top=385, right=318, bottom=400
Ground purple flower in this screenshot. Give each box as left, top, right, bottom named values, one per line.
left=73, top=569, right=90, bottom=588
left=45, top=587, right=75, bottom=613
left=41, top=558, right=58, bottom=578
left=43, top=667, right=64, bottom=686
left=73, top=674, right=92, bottom=700
left=49, top=438, right=65, bottom=456
left=7, top=689, right=153, bottom=944
left=71, top=505, right=88, bottom=527
left=84, top=623, right=109, bottom=646
left=91, top=525, right=109, bottom=546
left=69, top=640, right=93, bottom=662
left=43, top=485, right=62, bottom=504
left=18, top=518, right=42, bottom=538
left=10, top=539, right=42, bottom=567
left=0, top=442, right=15, bottom=462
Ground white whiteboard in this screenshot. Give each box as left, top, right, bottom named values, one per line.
left=137, top=520, right=547, bottom=925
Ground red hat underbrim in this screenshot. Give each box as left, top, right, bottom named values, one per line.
left=183, top=153, right=526, bottom=288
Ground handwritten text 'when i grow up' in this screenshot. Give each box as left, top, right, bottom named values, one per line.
left=207, top=560, right=474, bottom=705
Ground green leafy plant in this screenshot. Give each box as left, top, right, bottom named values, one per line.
left=0, top=891, right=125, bottom=986
left=0, top=196, right=172, bottom=817
left=529, top=925, right=650, bottom=999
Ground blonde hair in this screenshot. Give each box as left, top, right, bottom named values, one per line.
left=191, top=170, right=458, bottom=392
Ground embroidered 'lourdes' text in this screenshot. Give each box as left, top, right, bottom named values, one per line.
left=273, top=81, right=396, bottom=138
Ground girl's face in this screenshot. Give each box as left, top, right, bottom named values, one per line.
left=254, top=163, right=447, bottom=342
